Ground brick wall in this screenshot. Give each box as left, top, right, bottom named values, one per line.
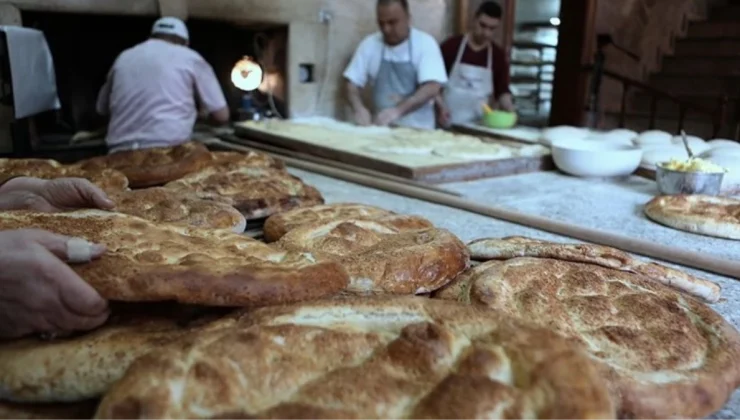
left=595, top=0, right=719, bottom=112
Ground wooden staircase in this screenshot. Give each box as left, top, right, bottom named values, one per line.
left=604, top=0, right=740, bottom=139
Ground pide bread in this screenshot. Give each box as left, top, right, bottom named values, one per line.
left=0, top=304, right=235, bottom=403
left=0, top=158, right=129, bottom=193
left=165, top=166, right=324, bottom=220
left=277, top=219, right=468, bottom=294
left=263, top=203, right=432, bottom=242
left=108, top=188, right=246, bottom=233
left=95, top=297, right=616, bottom=419
left=0, top=210, right=349, bottom=306
left=467, top=236, right=721, bottom=303
left=645, top=195, right=740, bottom=240
left=73, top=142, right=211, bottom=188
left=435, top=258, right=740, bottom=418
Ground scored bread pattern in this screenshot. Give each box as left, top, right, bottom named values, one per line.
left=0, top=210, right=348, bottom=306
left=95, top=298, right=615, bottom=419
left=645, top=195, right=740, bottom=240
left=277, top=219, right=468, bottom=294
left=108, top=188, right=246, bottom=233
left=0, top=158, right=129, bottom=193
left=263, top=203, right=401, bottom=242
left=165, top=166, right=324, bottom=220
left=435, top=258, right=740, bottom=418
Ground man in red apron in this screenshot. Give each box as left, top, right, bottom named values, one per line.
left=343, top=0, right=448, bottom=130
left=436, top=1, right=515, bottom=126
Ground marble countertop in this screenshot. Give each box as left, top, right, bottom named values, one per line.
left=287, top=167, right=740, bottom=419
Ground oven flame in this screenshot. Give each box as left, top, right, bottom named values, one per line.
left=231, top=56, right=263, bottom=92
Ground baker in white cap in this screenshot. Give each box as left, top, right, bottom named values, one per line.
left=96, top=17, right=230, bottom=154
left=0, top=176, right=115, bottom=339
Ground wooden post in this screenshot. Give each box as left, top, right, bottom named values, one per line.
left=549, top=0, right=598, bottom=127
left=502, top=0, right=516, bottom=56
left=458, top=0, right=469, bottom=33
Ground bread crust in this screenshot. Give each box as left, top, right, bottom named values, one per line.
left=73, top=142, right=211, bottom=188
left=278, top=219, right=468, bottom=294
left=0, top=158, right=129, bottom=193
left=467, top=236, right=721, bottom=303
left=263, top=203, right=432, bottom=242
left=108, top=187, right=246, bottom=233
left=0, top=210, right=349, bottom=306
left=645, top=195, right=740, bottom=240
left=165, top=167, right=325, bottom=220
left=435, top=258, right=740, bottom=418
left=95, top=297, right=616, bottom=419
left=0, top=303, right=235, bottom=403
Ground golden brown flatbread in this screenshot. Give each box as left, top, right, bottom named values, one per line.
left=0, top=210, right=349, bottom=306
left=165, top=166, right=325, bottom=220
left=0, top=304, right=234, bottom=403
left=108, top=187, right=246, bottom=233
left=204, top=150, right=285, bottom=171
left=645, top=195, right=740, bottom=240
left=435, top=258, right=740, bottom=419
left=277, top=219, right=468, bottom=294
left=263, top=202, right=433, bottom=242
left=0, top=158, right=129, bottom=193
left=95, top=297, right=616, bottom=419
left=468, top=236, right=721, bottom=303
left=73, top=142, right=211, bottom=188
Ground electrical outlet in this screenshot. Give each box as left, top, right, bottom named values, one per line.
left=318, top=9, right=333, bottom=24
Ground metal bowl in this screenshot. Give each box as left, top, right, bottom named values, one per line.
left=655, top=165, right=724, bottom=195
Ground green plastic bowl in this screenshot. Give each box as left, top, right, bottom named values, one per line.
left=482, top=110, right=517, bottom=129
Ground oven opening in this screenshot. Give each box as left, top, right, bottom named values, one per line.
left=20, top=11, right=287, bottom=154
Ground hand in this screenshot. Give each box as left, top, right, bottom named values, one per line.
left=0, top=177, right=115, bottom=212
left=0, top=229, right=109, bottom=339
left=435, top=102, right=451, bottom=128
left=497, top=94, right=517, bottom=113
left=374, top=107, right=403, bottom=126
left=353, top=107, right=372, bottom=126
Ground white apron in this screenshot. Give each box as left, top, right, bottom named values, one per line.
left=443, top=35, right=494, bottom=125
left=373, top=36, right=436, bottom=130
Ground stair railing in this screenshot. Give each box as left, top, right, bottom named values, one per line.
left=584, top=33, right=729, bottom=138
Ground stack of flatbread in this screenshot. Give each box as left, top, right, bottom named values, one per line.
left=434, top=237, right=739, bottom=418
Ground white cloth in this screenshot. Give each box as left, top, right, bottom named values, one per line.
left=343, top=27, right=448, bottom=90
left=97, top=39, right=227, bottom=152
left=0, top=26, right=61, bottom=119
left=443, top=35, right=493, bottom=124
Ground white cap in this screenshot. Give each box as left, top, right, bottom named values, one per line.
left=151, top=17, right=189, bottom=42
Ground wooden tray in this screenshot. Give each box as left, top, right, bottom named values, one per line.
left=452, top=123, right=542, bottom=145
left=234, top=124, right=554, bottom=184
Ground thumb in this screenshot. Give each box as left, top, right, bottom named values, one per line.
left=69, top=178, right=115, bottom=210
left=25, top=230, right=107, bottom=262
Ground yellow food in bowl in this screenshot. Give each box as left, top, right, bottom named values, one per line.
left=659, top=157, right=727, bottom=173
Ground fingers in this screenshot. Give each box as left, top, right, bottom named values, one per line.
left=69, top=178, right=115, bottom=209
left=23, top=229, right=106, bottom=262
left=36, top=248, right=109, bottom=317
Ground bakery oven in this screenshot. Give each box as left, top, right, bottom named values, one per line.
left=2, top=11, right=288, bottom=161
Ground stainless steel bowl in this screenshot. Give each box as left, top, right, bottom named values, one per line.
left=655, top=165, right=724, bottom=195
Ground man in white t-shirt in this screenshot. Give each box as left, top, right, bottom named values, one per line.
left=96, top=17, right=230, bottom=154
left=343, top=0, right=448, bottom=130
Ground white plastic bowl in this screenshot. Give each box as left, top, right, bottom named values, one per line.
left=551, top=140, right=644, bottom=177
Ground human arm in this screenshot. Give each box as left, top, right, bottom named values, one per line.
left=0, top=229, right=109, bottom=339
left=0, top=177, right=115, bottom=212
left=193, top=57, right=230, bottom=125
left=96, top=69, right=113, bottom=116
left=491, top=45, right=515, bottom=112
left=375, top=33, right=448, bottom=126
left=343, top=39, right=373, bottom=126
left=375, top=82, right=442, bottom=126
